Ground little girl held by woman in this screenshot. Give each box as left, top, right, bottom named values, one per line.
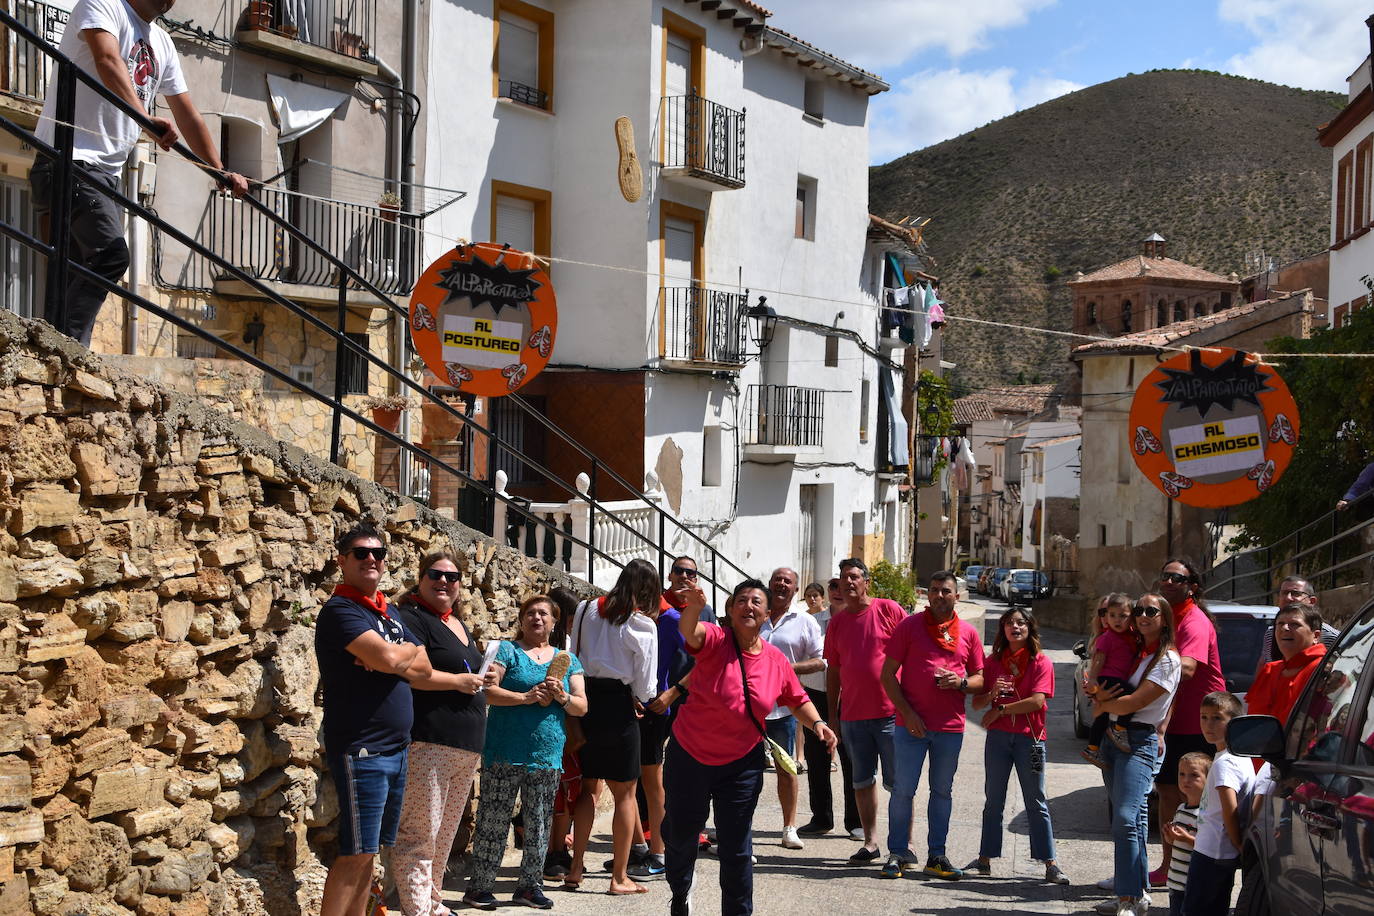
left=1081, top=593, right=1140, bottom=768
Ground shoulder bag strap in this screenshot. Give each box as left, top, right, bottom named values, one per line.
left=731, top=631, right=769, bottom=741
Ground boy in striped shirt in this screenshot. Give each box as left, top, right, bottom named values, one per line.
left=1162, top=752, right=1210, bottom=916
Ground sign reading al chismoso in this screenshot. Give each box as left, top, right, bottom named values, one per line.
left=409, top=242, right=557, bottom=397
left=1128, top=348, right=1300, bottom=508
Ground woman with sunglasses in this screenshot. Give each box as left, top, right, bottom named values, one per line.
left=1089, top=593, right=1181, bottom=916
left=967, top=607, right=1070, bottom=885
left=663, top=579, right=837, bottom=916
left=392, top=551, right=487, bottom=916
left=465, top=595, right=587, bottom=910
left=567, top=559, right=661, bottom=895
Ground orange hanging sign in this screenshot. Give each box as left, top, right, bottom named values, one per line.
left=409, top=242, right=557, bottom=397
left=1128, top=348, right=1299, bottom=508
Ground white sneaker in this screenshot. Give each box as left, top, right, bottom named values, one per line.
left=781, top=827, right=804, bottom=850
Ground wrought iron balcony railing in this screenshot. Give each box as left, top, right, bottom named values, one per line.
left=243, top=0, right=375, bottom=61
left=744, top=384, right=825, bottom=448
left=498, top=79, right=549, bottom=110
left=208, top=186, right=419, bottom=296
left=660, top=286, right=748, bottom=367
left=1, top=0, right=67, bottom=104
left=661, top=95, right=746, bottom=189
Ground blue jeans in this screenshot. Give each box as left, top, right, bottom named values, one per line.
left=663, top=738, right=766, bottom=916
left=887, top=728, right=963, bottom=857
left=329, top=747, right=409, bottom=855
left=1102, top=727, right=1157, bottom=898
left=765, top=715, right=797, bottom=755
left=979, top=730, right=1056, bottom=861
left=841, top=716, right=894, bottom=790
left=1181, top=851, right=1237, bottom=916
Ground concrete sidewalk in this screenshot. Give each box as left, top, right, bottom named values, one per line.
left=446, top=614, right=1128, bottom=915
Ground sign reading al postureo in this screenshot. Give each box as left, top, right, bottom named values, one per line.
left=409, top=243, right=557, bottom=397
left=1128, top=348, right=1300, bottom=508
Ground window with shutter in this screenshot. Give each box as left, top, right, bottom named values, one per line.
left=493, top=0, right=553, bottom=110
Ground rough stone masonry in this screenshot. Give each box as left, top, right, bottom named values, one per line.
left=0, top=309, right=589, bottom=915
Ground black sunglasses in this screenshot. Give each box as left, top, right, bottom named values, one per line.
left=348, top=546, right=387, bottom=561
left=1159, top=572, right=1192, bottom=585
left=670, top=566, right=699, bottom=579
left=424, top=569, right=461, bottom=583
left=1132, top=605, right=1163, bottom=618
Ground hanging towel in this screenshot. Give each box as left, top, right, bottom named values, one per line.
left=878, top=368, right=909, bottom=468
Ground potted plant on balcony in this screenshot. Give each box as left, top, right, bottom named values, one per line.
left=243, top=0, right=273, bottom=31
left=361, top=393, right=413, bottom=432
left=378, top=190, right=401, bottom=223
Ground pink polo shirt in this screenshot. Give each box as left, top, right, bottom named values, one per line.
left=672, top=625, right=807, bottom=766
left=823, top=598, right=907, bottom=721
left=982, top=651, right=1054, bottom=739
left=884, top=611, right=985, bottom=733
left=1169, top=600, right=1225, bottom=736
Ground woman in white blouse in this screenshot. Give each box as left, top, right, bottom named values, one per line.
left=567, top=558, right=660, bottom=894
left=1090, top=592, right=1182, bottom=916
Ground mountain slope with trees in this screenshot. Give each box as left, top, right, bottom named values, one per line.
left=870, top=69, right=1345, bottom=390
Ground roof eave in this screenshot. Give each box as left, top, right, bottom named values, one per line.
left=761, top=26, right=889, bottom=94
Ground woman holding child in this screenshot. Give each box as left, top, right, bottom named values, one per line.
left=967, top=607, right=1070, bottom=885
left=1090, top=592, right=1182, bottom=916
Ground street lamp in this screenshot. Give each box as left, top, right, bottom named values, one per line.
left=747, top=296, right=778, bottom=351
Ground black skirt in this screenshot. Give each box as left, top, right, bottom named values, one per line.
left=578, top=677, right=641, bottom=782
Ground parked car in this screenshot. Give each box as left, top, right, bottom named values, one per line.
left=989, top=567, right=1012, bottom=599
left=964, top=565, right=985, bottom=594
left=1003, top=569, right=1052, bottom=604
left=1228, top=597, right=1374, bottom=916
left=1071, top=601, right=1278, bottom=739
left=976, top=568, right=995, bottom=595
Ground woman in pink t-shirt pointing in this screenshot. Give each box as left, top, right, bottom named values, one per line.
left=968, top=607, right=1071, bottom=885
left=661, top=579, right=837, bottom=916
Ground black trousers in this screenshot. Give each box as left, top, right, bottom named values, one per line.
left=803, top=687, right=859, bottom=831
left=663, top=738, right=765, bottom=916
left=30, top=159, right=130, bottom=348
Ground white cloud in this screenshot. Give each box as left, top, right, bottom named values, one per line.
left=764, top=0, right=1058, bottom=72
left=1218, top=0, right=1371, bottom=91
left=868, top=68, right=1084, bottom=164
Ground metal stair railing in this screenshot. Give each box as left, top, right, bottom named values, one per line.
left=0, top=9, right=750, bottom=606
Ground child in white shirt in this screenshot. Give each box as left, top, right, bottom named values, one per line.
left=1182, top=692, right=1252, bottom=916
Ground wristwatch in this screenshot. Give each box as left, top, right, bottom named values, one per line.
left=959, top=676, right=968, bottom=692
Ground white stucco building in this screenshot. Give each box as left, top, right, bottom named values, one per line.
left=420, top=0, right=899, bottom=584
left=1322, top=49, right=1373, bottom=325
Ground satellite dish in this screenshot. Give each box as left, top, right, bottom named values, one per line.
left=615, top=116, right=643, bottom=203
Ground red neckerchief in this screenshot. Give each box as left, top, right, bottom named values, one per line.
left=923, top=608, right=962, bottom=649
left=1281, top=642, right=1327, bottom=675
left=410, top=595, right=451, bottom=624
left=334, top=583, right=389, bottom=619
left=1001, top=647, right=1031, bottom=680
left=1171, top=598, right=1198, bottom=623
left=1138, top=638, right=1160, bottom=660
left=661, top=589, right=684, bottom=610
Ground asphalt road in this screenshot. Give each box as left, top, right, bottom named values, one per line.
left=444, top=596, right=1144, bottom=915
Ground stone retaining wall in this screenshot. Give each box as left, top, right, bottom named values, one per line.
left=0, top=310, right=589, bottom=915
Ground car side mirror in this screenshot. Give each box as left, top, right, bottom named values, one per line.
left=1072, top=639, right=1087, bottom=660
left=1228, top=715, right=1285, bottom=762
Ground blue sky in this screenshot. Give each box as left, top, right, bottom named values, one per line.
left=766, top=0, right=1374, bottom=164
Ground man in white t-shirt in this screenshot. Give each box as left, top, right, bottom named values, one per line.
left=759, top=567, right=824, bottom=851
left=32, top=0, right=247, bottom=346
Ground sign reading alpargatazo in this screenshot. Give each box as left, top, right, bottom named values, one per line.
left=409, top=243, right=557, bottom=397
left=1128, top=348, right=1300, bottom=508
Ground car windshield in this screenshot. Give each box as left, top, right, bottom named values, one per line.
left=1012, top=572, right=1035, bottom=583
left=1215, top=615, right=1269, bottom=695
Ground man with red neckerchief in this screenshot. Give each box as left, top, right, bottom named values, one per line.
left=1247, top=602, right=1327, bottom=725
left=880, top=570, right=984, bottom=881
left=1150, top=558, right=1224, bottom=888
left=315, top=523, right=432, bottom=916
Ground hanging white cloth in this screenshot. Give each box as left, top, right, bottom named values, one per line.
left=266, top=75, right=349, bottom=144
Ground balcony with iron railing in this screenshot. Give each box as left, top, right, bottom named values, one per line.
left=661, top=94, right=746, bottom=190
left=0, top=0, right=67, bottom=122
left=498, top=79, right=549, bottom=111
left=659, top=286, right=748, bottom=368
left=237, top=0, right=378, bottom=78
left=743, top=384, right=824, bottom=455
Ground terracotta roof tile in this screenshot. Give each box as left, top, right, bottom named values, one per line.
left=1023, top=434, right=1082, bottom=450
left=975, top=384, right=1057, bottom=415
left=953, top=397, right=994, bottom=424
left=761, top=27, right=888, bottom=93
left=1070, top=255, right=1237, bottom=286
left=1070, top=297, right=1274, bottom=355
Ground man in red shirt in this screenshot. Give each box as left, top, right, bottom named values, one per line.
left=823, top=558, right=907, bottom=864
left=1151, top=558, right=1225, bottom=887
left=880, top=571, right=984, bottom=880
left=1247, top=603, right=1327, bottom=725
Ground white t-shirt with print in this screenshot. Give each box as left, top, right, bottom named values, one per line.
left=37, top=0, right=187, bottom=176
left=1118, top=649, right=1181, bottom=727
left=1194, top=749, right=1252, bottom=860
